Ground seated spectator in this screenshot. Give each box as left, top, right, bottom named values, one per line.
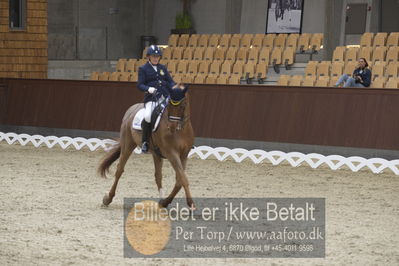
left=335, top=58, right=371, bottom=88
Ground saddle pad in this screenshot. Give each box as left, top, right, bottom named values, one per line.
left=132, top=106, right=165, bottom=132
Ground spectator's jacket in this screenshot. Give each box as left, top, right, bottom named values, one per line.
left=353, top=67, right=371, bottom=87
left=138, top=62, right=176, bottom=103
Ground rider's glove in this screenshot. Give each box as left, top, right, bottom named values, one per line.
left=148, top=87, right=156, bottom=94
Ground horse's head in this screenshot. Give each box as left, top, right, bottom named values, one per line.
left=167, top=84, right=189, bottom=132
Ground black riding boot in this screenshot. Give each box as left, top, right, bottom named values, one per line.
left=141, top=121, right=151, bottom=153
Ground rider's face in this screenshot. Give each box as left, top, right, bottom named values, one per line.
left=148, top=55, right=160, bottom=65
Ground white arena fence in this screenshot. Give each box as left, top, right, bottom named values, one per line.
left=1, top=132, right=399, bottom=175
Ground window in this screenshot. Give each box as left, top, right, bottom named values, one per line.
left=9, top=0, right=26, bottom=30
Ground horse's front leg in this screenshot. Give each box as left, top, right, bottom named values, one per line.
left=152, top=154, right=165, bottom=198
left=159, top=153, right=194, bottom=209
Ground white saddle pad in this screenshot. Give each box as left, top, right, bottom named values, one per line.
left=132, top=108, right=163, bottom=132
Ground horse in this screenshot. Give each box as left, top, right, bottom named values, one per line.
left=98, top=85, right=195, bottom=209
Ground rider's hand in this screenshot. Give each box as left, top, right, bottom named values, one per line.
left=148, top=87, right=156, bottom=94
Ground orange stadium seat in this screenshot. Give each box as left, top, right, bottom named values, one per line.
left=385, top=77, right=399, bottom=89
left=198, top=34, right=209, bottom=47
left=386, top=46, right=399, bottom=63
left=248, top=47, right=259, bottom=64
left=264, top=34, right=276, bottom=49
left=371, top=61, right=386, bottom=79
left=372, top=46, right=387, bottom=63
left=216, top=74, right=228, bottom=84
left=310, top=33, right=323, bottom=52
left=90, top=72, right=99, bottom=80
left=304, top=61, right=318, bottom=76
left=162, top=47, right=173, bottom=60
left=332, top=46, right=345, bottom=62
left=172, top=47, right=183, bottom=60
left=282, top=47, right=295, bottom=68
left=373, top=32, right=387, bottom=48
left=193, top=47, right=205, bottom=60
left=275, top=34, right=287, bottom=48
left=255, top=62, right=268, bottom=83
left=302, top=76, right=316, bottom=86
left=331, top=62, right=344, bottom=78
left=236, top=47, right=248, bottom=63
left=286, top=34, right=299, bottom=49
left=387, top=32, right=399, bottom=47
left=187, top=61, right=199, bottom=75
left=219, top=34, right=231, bottom=48
left=289, top=75, right=303, bottom=86
left=298, top=33, right=311, bottom=52
left=119, top=72, right=130, bottom=81
left=193, top=74, right=205, bottom=84
left=204, top=47, right=215, bottom=61
left=188, top=34, right=199, bottom=47
left=358, top=47, right=372, bottom=63
left=220, top=61, right=232, bottom=76
left=214, top=47, right=227, bottom=61
left=232, top=61, right=244, bottom=78
left=228, top=74, right=241, bottom=84
left=198, top=61, right=210, bottom=75
left=241, top=34, right=253, bottom=48
left=208, top=61, right=221, bottom=77
left=230, top=35, right=241, bottom=48
left=345, top=47, right=359, bottom=63
left=316, top=61, right=330, bottom=78
left=166, top=60, right=177, bottom=75
left=176, top=61, right=188, bottom=75
left=208, top=34, right=220, bottom=47
left=315, top=76, right=329, bottom=87
left=116, top=59, right=127, bottom=72
left=109, top=72, right=121, bottom=81
left=205, top=75, right=217, bottom=84
left=371, top=77, right=386, bottom=88
left=259, top=47, right=271, bottom=65
left=168, top=34, right=179, bottom=47
left=98, top=72, right=110, bottom=81
left=386, top=62, right=399, bottom=78
left=271, top=47, right=283, bottom=65
left=177, top=34, right=189, bottom=47
left=252, top=34, right=264, bottom=48
left=182, top=47, right=194, bottom=60
left=225, top=47, right=238, bottom=62
left=277, top=75, right=290, bottom=86
left=360, top=32, right=373, bottom=47
left=243, top=61, right=256, bottom=82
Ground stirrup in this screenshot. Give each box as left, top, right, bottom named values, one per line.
left=141, top=142, right=149, bottom=153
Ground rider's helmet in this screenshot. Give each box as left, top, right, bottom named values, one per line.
left=146, top=45, right=162, bottom=57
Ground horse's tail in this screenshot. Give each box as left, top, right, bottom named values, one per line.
left=98, top=140, right=121, bottom=178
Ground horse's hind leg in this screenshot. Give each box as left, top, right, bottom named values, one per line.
left=152, top=154, right=165, bottom=198
left=103, top=138, right=136, bottom=206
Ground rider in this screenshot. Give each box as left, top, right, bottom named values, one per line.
left=137, top=45, right=176, bottom=153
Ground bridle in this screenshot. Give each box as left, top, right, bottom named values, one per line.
left=167, top=97, right=189, bottom=131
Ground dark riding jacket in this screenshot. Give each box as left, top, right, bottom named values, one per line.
left=138, top=62, right=175, bottom=103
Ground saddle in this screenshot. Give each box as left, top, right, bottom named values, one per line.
left=132, top=96, right=169, bottom=132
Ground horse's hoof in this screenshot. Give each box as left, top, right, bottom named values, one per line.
left=102, top=193, right=112, bottom=206
left=158, top=199, right=169, bottom=208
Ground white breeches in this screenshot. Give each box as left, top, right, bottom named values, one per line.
left=144, top=101, right=156, bottom=123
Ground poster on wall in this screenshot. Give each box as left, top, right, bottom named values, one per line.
left=266, top=0, right=304, bottom=33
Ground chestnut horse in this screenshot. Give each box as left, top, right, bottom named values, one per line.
left=98, top=86, right=195, bottom=208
